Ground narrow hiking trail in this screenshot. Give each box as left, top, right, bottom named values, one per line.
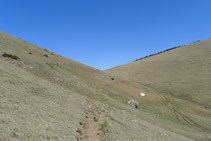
left=80, top=100, right=107, bottom=141
left=84, top=112, right=106, bottom=141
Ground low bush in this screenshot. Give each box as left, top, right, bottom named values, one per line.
left=2, top=53, right=20, bottom=60
left=44, top=49, right=49, bottom=52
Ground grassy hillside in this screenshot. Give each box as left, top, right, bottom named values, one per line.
left=1, top=31, right=211, bottom=140
left=106, top=39, right=211, bottom=108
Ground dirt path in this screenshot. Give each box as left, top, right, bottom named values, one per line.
left=84, top=112, right=106, bottom=141
left=81, top=100, right=107, bottom=141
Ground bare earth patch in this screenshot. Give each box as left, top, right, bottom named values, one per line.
left=83, top=103, right=107, bottom=141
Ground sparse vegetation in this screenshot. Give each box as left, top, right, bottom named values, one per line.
left=100, top=121, right=109, bottom=135
left=44, top=54, right=48, bottom=57
left=2, top=53, right=20, bottom=60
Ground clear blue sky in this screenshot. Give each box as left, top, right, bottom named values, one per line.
left=1, top=0, right=211, bottom=70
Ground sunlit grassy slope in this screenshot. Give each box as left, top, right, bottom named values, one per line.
left=106, top=39, right=211, bottom=108
left=0, top=31, right=211, bottom=140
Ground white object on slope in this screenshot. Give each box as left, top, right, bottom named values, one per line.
left=140, top=93, right=146, bottom=97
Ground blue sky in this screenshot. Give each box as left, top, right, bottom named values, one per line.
left=0, top=0, right=211, bottom=70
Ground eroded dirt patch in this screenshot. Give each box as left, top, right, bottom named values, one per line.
left=84, top=111, right=106, bottom=141
left=76, top=100, right=107, bottom=141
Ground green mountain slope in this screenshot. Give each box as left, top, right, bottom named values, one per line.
left=1, top=31, right=211, bottom=140
left=105, top=39, right=211, bottom=108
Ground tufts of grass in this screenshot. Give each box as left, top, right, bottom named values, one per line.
left=100, top=121, right=109, bottom=135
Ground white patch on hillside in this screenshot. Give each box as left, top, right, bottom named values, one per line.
left=140, top=93, right=146, bottom=97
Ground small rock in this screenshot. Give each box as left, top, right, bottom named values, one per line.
left=79, top=121, right=87, bottom=128
left=28, top=66, right=34, bottom=69
left=76, top=128, right=83, bottom=135
left=75, top=136, right=80, bottom=141
left=128, top=99, right=139, bottom=109
left=11, top=132, right=18, bottom=138
left=87, top=105, right=92, bottom=109
left=54, top=77, right=60, bottom=82
left=132, top=120, right=137, bottom=123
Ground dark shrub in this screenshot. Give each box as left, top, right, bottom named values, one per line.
left=44, top=49, right=49, bottom=52
left=134, top=45, right=185, bottom=62
left=29, top=52, right=32, bottom=54
left=44, top=54, right=48, bottom=57
left=2, top=53, right=20, bottom=60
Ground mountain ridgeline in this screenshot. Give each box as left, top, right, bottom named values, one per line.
left=133, top=40, right=201, bottom=62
